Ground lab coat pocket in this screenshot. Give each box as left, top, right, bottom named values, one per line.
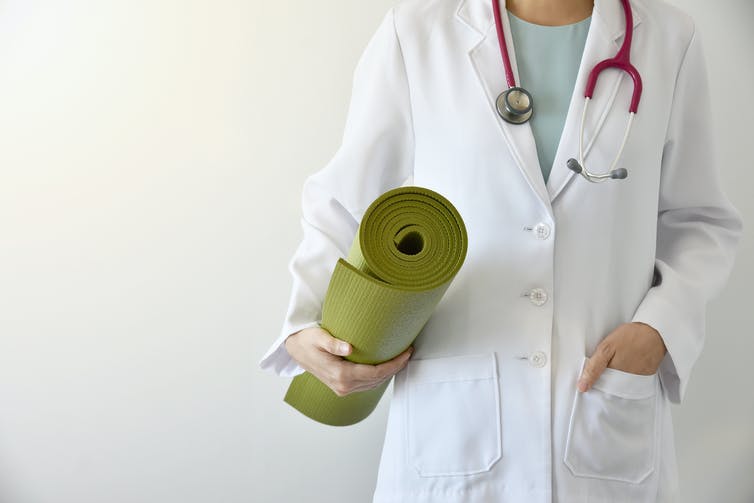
left=406, top=353, right=501, bottom=477
left=564, top=359, right=660, bottom=484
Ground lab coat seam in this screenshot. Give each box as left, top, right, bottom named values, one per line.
left=662, top=23, right=697, bottom=147
left=454, top=0, right=492, bottom=36
left=454, top=0, right=474, bottom=34
left=391, top=6, right=417, bottom=185
left=593, top=0, right=644, bottom=42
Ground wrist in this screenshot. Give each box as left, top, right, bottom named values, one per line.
left=284, top=330, right=302, bottom=352
left=632, top=322, right=667, bottom=353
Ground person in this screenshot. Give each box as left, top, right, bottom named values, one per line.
left=260, top=0, right=742, bottom=500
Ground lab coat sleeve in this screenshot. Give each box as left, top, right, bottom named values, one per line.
left=259, top=8, right=415, bottom=376
left=631, top=28, right=743, bottom=403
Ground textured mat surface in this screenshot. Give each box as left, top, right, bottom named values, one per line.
left=284, top=186, right=468, bottom=426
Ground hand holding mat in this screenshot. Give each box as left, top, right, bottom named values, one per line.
left=284, top=186, right=468, bottom=426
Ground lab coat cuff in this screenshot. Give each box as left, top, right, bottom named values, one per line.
left=631, top=291, right=695, bottom=404
left=258, top=321, right=321, bottom=377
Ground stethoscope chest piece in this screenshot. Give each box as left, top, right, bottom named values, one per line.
left=496, top=86, right=533, bottom=124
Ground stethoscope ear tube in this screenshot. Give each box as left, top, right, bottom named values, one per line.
left=570, top=98, right=635, bottom=183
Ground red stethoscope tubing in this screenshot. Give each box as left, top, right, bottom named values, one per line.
left=491, top=0, right=516, bottom=89
left=491, top=0, right=643, bottom=113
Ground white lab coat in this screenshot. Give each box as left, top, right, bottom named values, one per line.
left=260, top=0, right=742, bottom=501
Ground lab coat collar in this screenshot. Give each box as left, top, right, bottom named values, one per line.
left=456, top=0, right=644, bottom=205
left=456, top=0, right=643, bottom=42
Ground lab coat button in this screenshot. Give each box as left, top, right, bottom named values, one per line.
left=533, top=223, right=551, bottom=240
left=530, top=351, right=547, bottom=368
left=526, top=288, right=548, bottom=306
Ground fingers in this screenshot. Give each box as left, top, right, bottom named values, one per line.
left=578, top=339, right=616, bottom=393
left=377, top=347, right=414, bottom=377
left=312, top=328, right=352, bottom=357
left=286, top=327, right=414, bottom=397
left=356, top=347, right=414, bottom=384
left=328, top=347, right=414, bottom=397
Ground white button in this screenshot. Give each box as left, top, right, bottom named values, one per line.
left=525, top=288, right=548, bottom=306
left=533, top=223, right=551, bottom=240
left=530, top=351, right=547, bottom=368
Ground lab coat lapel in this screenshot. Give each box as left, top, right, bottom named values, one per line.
left=547, top=0, right=644, bottom=202
left=457, top=0, right=552, bottom=213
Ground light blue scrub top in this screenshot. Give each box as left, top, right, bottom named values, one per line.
left=507, top=12, right=591, bottom=183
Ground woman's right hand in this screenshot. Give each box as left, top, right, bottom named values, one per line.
left=284, top=326, right=413, bottom=397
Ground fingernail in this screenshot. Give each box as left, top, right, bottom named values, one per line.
left=577, top=379, right=588, bottom=392
left=339, top=343, right=350, bottom=354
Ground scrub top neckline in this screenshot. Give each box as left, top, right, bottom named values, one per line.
left=507, top=10, right=593, bottom=30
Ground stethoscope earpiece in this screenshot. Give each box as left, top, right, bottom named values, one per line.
left=610, top=168, right=628, bottom=180
left=567, top=157, right=630, bottom=182
left=496, top=87, right=533, bottom=125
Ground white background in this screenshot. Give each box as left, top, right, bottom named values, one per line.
left=0, top=0, right=751, bottom=502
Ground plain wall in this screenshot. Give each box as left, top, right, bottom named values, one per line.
left=0, top=0, right=751, bottom=502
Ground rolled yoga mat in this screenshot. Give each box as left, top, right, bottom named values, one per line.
left=284, top=186, right=468, bottom=426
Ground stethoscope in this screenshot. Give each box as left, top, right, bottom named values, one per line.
left=491, top=0, right=642, bottom=182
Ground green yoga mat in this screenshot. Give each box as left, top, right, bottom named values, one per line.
left=284, top=186, right=468, bottom=426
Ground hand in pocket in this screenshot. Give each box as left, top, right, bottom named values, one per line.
left=578, top=322, right=667, bottom=392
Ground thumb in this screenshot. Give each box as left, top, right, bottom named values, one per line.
left=578, top=342, right=615, bottom=392
left=316, top=329, right=352, bottom=357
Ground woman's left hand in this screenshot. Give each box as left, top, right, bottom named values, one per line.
left=577, top=322, right=667, bottom=392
